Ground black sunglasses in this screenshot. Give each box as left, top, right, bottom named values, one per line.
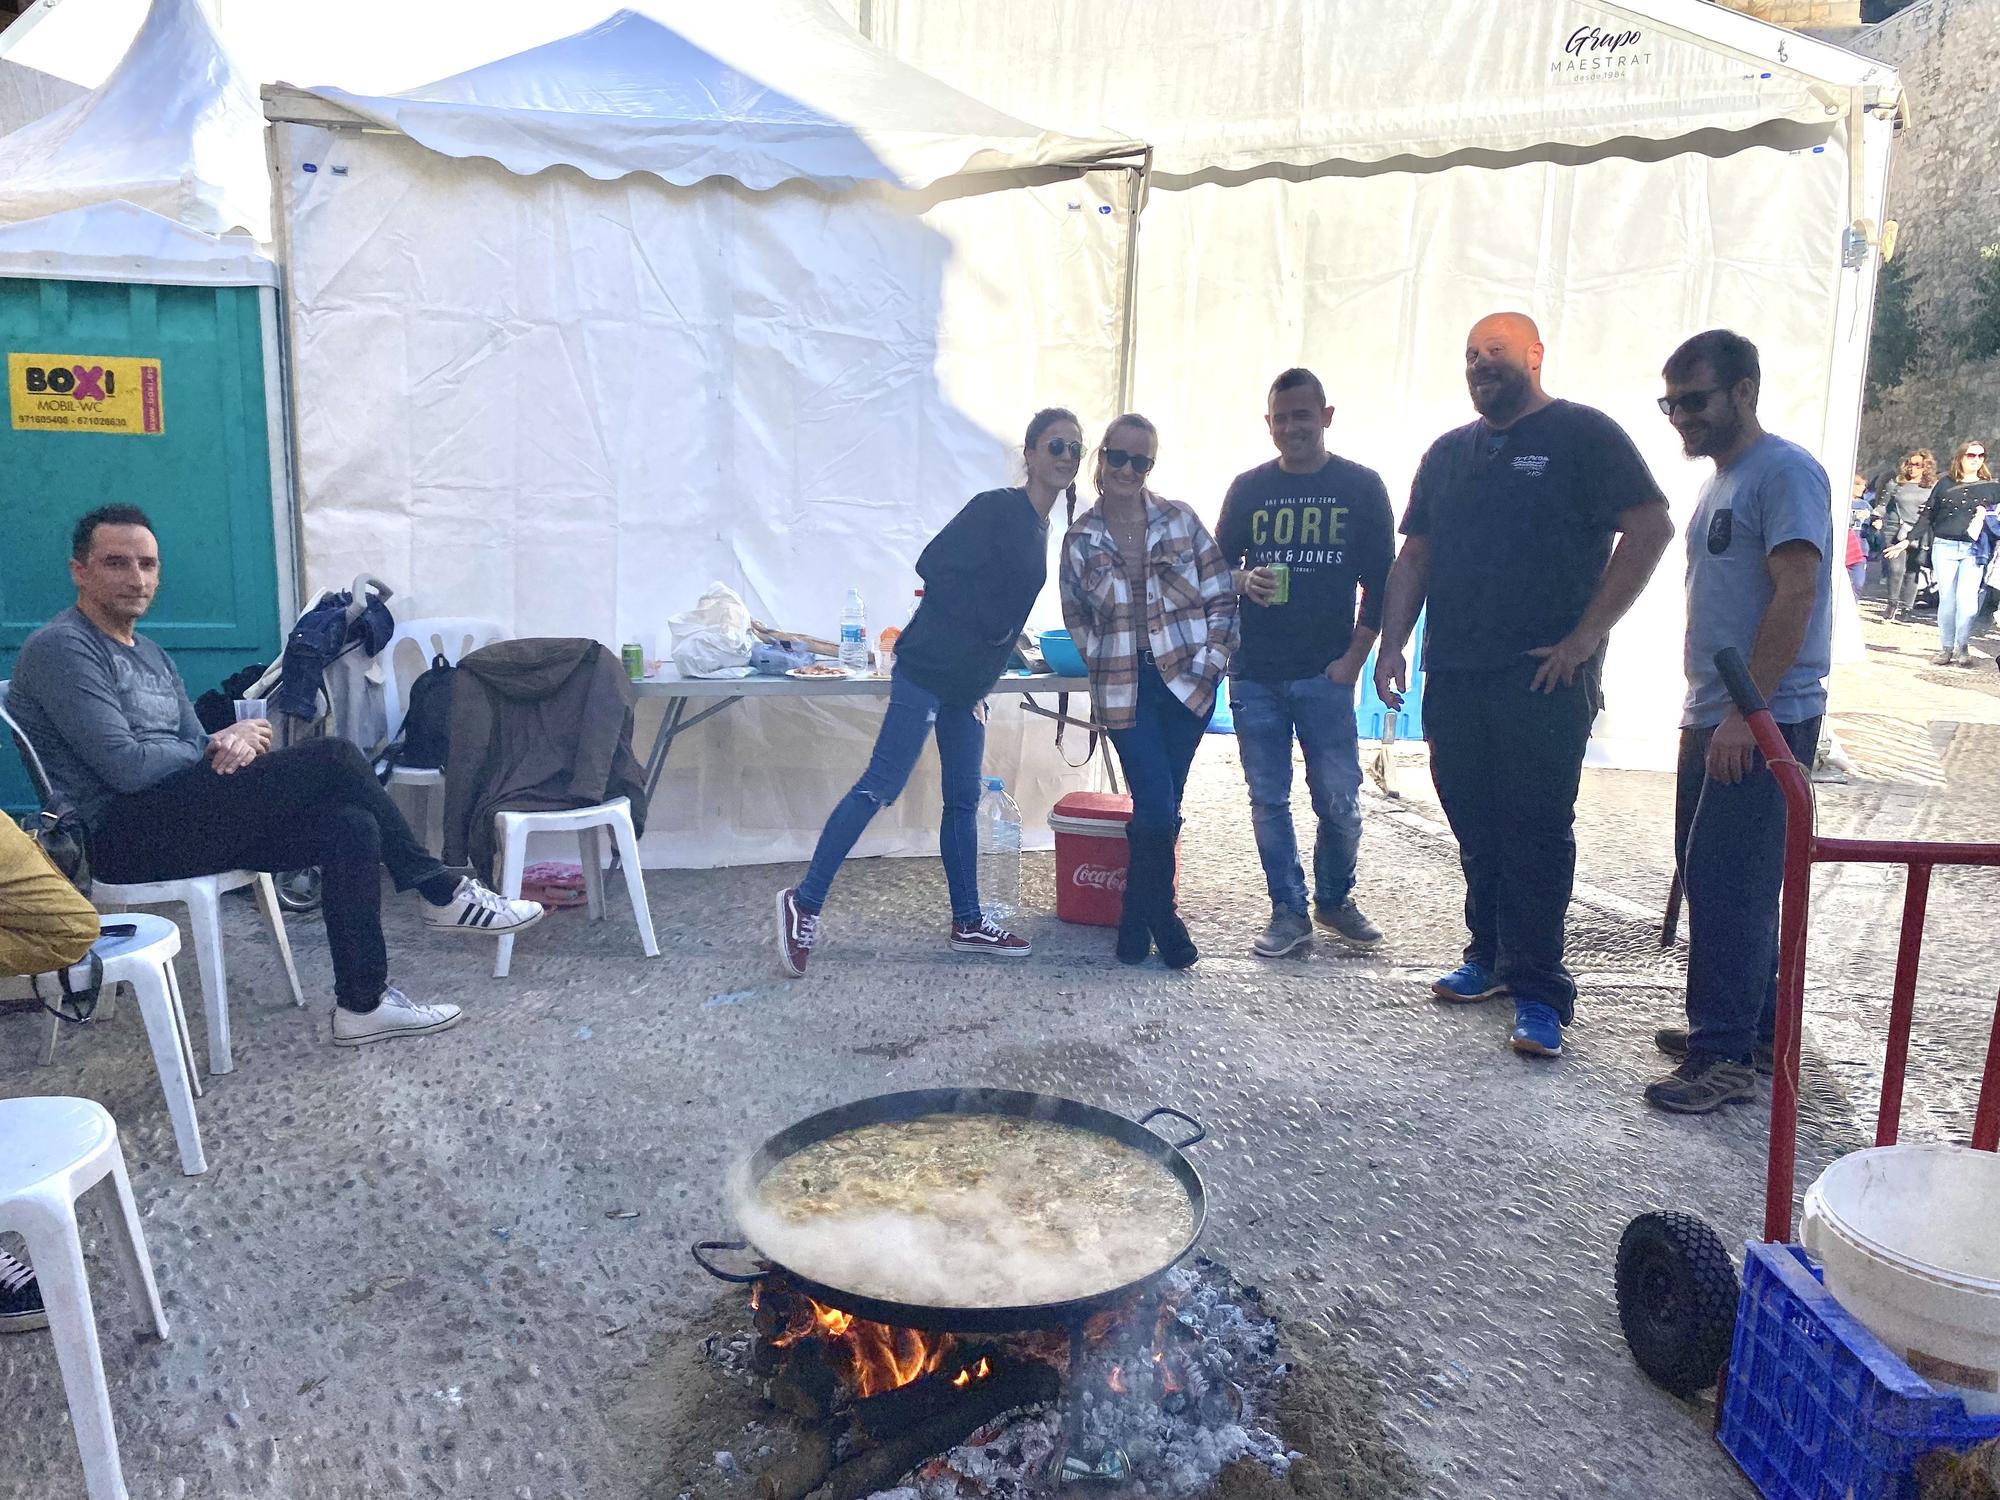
left=1104, top=448, right=1156, bottom=475
left=1657, top=387, right=1729, bottom=417
left=1042, top=438, right=1083, bottom=460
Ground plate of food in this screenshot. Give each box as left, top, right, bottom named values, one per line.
left=785, top=663, right=852, bottom=680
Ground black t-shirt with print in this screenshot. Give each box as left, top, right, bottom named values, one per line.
left=1400, top=399, right=1665, bottom=674
left=1216, top=454, right=1396, bottom=682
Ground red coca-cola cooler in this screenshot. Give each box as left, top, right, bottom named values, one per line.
left=1049, top=792, right=1134, bottom=926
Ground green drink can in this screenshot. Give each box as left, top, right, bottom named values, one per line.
left=622, top=642, right=645, bottom=680
left=1267, top=562, right=1291, bottom=606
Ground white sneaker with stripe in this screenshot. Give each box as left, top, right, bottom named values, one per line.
left=425, top=877, right=544, bottom=935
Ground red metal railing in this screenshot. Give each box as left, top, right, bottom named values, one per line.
left=1719, top=650, right=2000, bottom=1244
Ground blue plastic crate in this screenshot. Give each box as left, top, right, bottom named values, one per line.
left=1719, top=1241, right=2000, bottom=1500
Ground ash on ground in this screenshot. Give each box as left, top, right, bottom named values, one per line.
left=676, top=1255, right=1419, bottom=1500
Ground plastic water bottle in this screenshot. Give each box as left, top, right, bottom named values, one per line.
left=839, top=588, right=869, bottom=671
left=977, top=776, right=1023, bottom=923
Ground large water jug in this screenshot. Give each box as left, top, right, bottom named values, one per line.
left=976, top=776, right=1022, bottom=923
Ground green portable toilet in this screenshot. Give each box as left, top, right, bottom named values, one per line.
left=0, top=202, right=295, bottom=809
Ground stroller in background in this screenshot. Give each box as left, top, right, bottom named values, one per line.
left=236, top=576, right=398, bottom=911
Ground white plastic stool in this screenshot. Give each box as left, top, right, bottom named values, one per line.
left=93, top=869, right=305, bottom=1076
left=0, top=1096, right=169, bottom=1500
left=492, top=797, right=658, bottom=978
left=26, top=917, right=207, bottom=1176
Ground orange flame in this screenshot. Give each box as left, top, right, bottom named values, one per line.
left=1106, top=1362, right=1128, bottom=1395
left=767, top=1294, right=956, bottom=1398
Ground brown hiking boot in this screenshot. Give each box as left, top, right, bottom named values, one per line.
left=1644, top=1057, right=1759, bottom=1115
left=1655, top=1026, right=1775, bottom=1076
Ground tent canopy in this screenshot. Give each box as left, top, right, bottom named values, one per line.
left=285, top=8, right=1142, bottom=192
left=857, top=0, right=1899, bottom=176
left=0, top=0, right=267, bottom=238
left=0, top=200, right=272, bottom=284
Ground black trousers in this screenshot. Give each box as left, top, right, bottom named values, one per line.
left=1424, top=664, right=1597, bottom=1023
left=1676, top=716, right=1821, bottom=1065
left=1881, top=546, right=1921, bottom=612
left=90, top=738, right=450, bottom=1010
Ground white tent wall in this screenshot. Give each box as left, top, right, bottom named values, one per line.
left=273, top=120, right=1129, bottom=867
left=0, top=59, right=84, bottom=136
left=854, top=0, right=1899, bottom=769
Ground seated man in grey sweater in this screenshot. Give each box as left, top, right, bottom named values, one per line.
left=6, top=506, right=544, bottom=1047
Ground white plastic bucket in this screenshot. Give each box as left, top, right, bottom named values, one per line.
left=1801, top=1143, right=2000, bottom=1414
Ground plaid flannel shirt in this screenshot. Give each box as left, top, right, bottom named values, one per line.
left=1059, top=495, right=1240, bottom=730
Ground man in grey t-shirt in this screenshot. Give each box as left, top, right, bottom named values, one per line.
left=1645, top=330, right=1832, bottom=1115
left=7, top=506, right=546, bottom=1049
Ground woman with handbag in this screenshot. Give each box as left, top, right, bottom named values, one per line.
left=1059, top=413, right=1239, bottom=969
left=775, top=408, right=1084, bottom=977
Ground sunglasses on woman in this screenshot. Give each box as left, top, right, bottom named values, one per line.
left=1104, top=448, right=1156, bottom=475
left=1042, top=438, right=1083, bottom=459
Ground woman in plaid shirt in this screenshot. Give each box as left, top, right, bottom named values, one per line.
left=1060, top=413, right=1239, bottom=969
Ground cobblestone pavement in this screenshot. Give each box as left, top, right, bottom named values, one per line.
left=2, top=606, right=1994, bottom=1500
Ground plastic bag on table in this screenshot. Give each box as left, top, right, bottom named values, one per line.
left=668, top=583, right=755, bottom=677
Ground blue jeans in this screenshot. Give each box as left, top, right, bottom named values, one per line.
left=1678, top=716, right=1821, bottom=1065
left=797, top=669, right=984, bottom=922
left=1106, top=667, right=1211, bottom=835
left=1934, top=537, right=1982, bottom=652
left=1230, top=674, right=1362, bottom=914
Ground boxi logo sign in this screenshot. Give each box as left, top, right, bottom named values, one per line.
left=7, top=352, right=164, bottom=434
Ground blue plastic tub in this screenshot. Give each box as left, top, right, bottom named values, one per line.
left=1719, top=1241, right=2000, bottom=1500
left=1038, top=629, right=1087, bottom=678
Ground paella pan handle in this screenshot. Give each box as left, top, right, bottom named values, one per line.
left=1137, top=1106, right=1207, bottom=1150
left=690, top=1239, right=765, bottom=1284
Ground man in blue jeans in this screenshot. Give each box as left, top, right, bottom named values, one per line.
left=1217, top=368, right=1396, bottom=957
left=1648, top=329, right=1831, bottom=1113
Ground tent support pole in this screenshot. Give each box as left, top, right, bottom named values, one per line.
left=263, top=118, right=310, bottom=609
left=1113, top=149, right=1151, bottom=414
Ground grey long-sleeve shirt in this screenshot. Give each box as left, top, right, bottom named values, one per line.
left=7, top=606, right=207, bottom=827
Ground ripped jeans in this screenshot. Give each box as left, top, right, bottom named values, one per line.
left=796, top=666, right=986, bottom=922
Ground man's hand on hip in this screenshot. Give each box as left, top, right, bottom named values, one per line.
left=1526, top=629, right=1603, bottom=694
left=206, top=720, right=271, bottom=775
left=1704, top=711, right=1758, bottom=786
left=1325, top=651, right=1365, bottom=687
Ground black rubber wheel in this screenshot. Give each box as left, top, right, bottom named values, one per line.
left=273, top=867, right=322, bottom=915
left=1615, top=1210, right=1740, bottom=1398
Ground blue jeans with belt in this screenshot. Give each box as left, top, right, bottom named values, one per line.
left=797, top=667, right=985, bottom=922
left=1934, top=537, right=1982, bottom=652
left=1106, top=665, right=1212, bottom=835
left=1229, top=673, right=1362, bottom=914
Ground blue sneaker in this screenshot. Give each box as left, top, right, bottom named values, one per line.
left=1432, top=961, right=1506, bottom=1004
left=1510, top=1000, right=1564, bottom=1058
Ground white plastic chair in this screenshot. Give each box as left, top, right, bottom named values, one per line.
left=92, top=870, right=303, bottom=1078
left=0, top=1096, right=169, bottom=1500
left=378, top=618, right=505, bottom=854
left=1, top=915, right=208, bottom=1176
left=0, top=680, right=303, bottom=1077
left=493, top=798, right=659, bottom=978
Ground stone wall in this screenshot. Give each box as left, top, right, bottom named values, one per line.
left=1843, top=0, right=2000, bottom=469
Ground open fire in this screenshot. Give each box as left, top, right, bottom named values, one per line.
left=733, top=1259, right=1292, bottom=1499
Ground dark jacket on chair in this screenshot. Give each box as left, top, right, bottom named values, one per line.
left=441, top=639, right=647, bottom=876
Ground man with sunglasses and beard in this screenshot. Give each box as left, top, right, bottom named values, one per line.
left=1374, top=313, right=1672, bottom=1060
left=1647, top=329, right=1831, bottom=1114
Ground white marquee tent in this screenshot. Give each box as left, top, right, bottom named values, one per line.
left=2, top=0, right=1146, bottom=867
left=0, top=0, right=1905, bottom=868
left=847, top=0, right=1903, bottom=766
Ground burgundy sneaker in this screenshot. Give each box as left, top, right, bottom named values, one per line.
left=949, top=916, right=1032, bottom=957
left=776, top=888, right=820, bottom=977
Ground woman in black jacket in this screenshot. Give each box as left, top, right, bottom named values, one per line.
left=1913, top=439, right=1996, bottom=665
left=776, top=409, right=1082, bottom=976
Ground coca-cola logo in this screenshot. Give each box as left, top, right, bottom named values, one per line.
left=1071, top=863, right=1128, bottom=893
